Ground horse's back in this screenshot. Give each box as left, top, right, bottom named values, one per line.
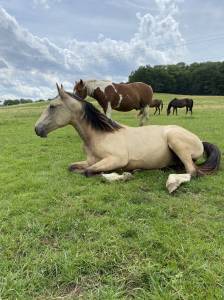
left=114, top=82, right=152, bottom=94
left=128, top=82, right=153, bottom=105
left=112, top=82, right=153, bottom=109
left=129, top=82, right=153, bottom=95
left=150, top=99, right=162, bottom=107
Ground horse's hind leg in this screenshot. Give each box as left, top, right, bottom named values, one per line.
left=139, top=105, right=149, bottom=126
left=166, top=132, right=202, bottom=193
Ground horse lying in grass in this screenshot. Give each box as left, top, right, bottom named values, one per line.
left=35, top=84, right=221, bottom=193
left=73, top=79, right=153, bottom=126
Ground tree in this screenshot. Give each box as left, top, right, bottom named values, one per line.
left=128, top=61, right=224, bottom=95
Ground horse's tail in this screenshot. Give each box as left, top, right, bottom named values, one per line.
left=196, top=142, right=221, bottom=176
left=160, top=101, right=163, bottom=111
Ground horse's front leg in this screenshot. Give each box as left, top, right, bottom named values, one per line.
left=138, top=105, right=149, bottom=126
left=68, top=161, right=89, bottom=172
left=84, top=156, right=127, bottom=176
left=106, top=101, right=112, bottom=119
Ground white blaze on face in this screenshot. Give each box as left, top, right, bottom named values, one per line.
left=84, top=80, right=113, bottom=95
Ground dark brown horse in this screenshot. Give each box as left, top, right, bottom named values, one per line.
left=167, top=98, right=193, bottom=115
left=74, top=80, right=153, bottom=126
left=150, top=99, right=163, bottom=115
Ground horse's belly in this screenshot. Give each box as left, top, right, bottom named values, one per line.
left=125, top=143, right=174, bottom=170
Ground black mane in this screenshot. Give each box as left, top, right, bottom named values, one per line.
left=83, top=101, right=122, bottom=132
left=65, top=91, right=122, bottom=132
left=66, top=91, right=83, bottom=101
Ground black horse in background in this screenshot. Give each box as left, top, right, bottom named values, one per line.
left=167, top=98, right=193, bottom=115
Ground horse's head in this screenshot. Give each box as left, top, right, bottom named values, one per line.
left=167, top=107, right=171, bottom=115
left=35, top=89, right=73, bottom=138
left=73, top=79, right=87, bottom=99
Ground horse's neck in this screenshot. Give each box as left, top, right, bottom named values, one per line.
left=71, top=115, right=95, bottom=145
left=85, top=80, right=112, bottom=96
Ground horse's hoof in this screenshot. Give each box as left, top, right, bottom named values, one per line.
left=166, top=181, right=178, bottom=194
left=68, top=164, right=76, bottom=172
left=166, top=174, right=178, bottom=193
left=68, top=164, right=84, bottom=173
left=84, top=170, right=95, bottom=177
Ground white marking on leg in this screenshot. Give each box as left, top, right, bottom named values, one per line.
left=139, top=105, right=149, bottom=125
left=106, top=102, right=112, bottom=118
left=101, top=172, right=133, bottom=182
left=166, top=173, right=191, bottom=193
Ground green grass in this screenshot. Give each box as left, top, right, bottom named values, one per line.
left=0, top=94, right=224, bottom=299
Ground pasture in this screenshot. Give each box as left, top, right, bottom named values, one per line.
left=0, top=93, right=224, bottom=299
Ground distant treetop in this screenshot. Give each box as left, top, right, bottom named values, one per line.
left=128, top=61, right=224, bottom=95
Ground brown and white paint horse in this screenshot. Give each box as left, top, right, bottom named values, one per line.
left=35, top=84, right=220, bottom=193
left=73, top=79, right=153, bottom=126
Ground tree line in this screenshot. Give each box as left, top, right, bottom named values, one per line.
left=128, top=61, right=224, bottom=95
left=2, top=99, right=45, bottom=106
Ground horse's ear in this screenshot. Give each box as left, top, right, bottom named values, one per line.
left=56, top=82, right=66, bottom=100
left=56, top=83, right=60, bottom=94
left=80, top=79, right=84, bottom=86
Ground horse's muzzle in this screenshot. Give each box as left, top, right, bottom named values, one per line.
left=35, top=125, right=47, bottom=138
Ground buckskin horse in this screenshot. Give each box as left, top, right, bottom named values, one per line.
left=73, top=79, right=153, bottom=126
left=35, top=84, right=220, bottom=193
left=167, top=98, right=193, bottom=115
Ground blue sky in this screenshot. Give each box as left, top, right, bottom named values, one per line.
left=0, top=0, right=223, bottom=99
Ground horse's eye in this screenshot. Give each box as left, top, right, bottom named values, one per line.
left=49, top=105, right=56, bottom=110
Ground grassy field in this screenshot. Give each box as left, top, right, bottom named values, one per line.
left=0, top=93, right=224, bottom=299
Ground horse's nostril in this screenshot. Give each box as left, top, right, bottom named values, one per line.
left=35, top=125, right=47, bottom=137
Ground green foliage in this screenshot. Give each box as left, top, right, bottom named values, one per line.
left=0, top=96, right=224, bottom=299
left=3, top=99, right=20, bottom=106
left=129, top=61, right=224, bottom=95
left=3, top=99, right=33, bottom=106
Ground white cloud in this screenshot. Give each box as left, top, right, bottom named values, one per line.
left=33, top=0, right=61, bottom=9
left=67, top=0, right=185, bottom=76
left=0, top=0, right=186, bottom=100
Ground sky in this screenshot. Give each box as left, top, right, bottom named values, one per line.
left=0, top=0, right=223, bottom=100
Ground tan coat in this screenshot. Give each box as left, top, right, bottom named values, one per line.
left=35, top=85, right=220, bottom=193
